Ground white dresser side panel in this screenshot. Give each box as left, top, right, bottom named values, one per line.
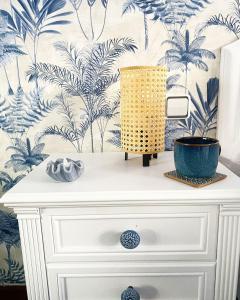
left=215, top=206, right=240, bottom=300
left=16, top=208, right=49, bottom=300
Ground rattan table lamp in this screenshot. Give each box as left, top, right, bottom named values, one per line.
left=120, top=66, right=167, bottom=167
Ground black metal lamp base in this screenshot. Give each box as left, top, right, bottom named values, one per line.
left=125, top=153, right=158, bottom=167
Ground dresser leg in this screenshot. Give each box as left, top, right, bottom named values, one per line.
left=16, top=208, right=50, bottom=300
left=153, top=153, right=158, bottom=159
left=214, top=206, right=240, bottom=300
left=125, top=152, right=128, bottom=161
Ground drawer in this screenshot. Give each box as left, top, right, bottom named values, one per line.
left=47, top=262, right=216, bottom=300
left=42, top=205, right=219, bottom=262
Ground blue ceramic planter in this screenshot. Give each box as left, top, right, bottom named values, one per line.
left=174, top=137, right=221, bottom=179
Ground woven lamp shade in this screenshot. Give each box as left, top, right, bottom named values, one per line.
left=120, top=66, right=167, bottom=155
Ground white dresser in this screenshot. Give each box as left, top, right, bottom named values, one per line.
left=2, top=152, right=240, bottom=300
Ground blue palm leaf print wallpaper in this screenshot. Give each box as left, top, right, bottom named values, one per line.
left=0, top=0, right=238, bottom=284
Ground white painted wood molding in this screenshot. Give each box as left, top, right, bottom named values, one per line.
left=215, top=205, right=240, bottom=300
left=16, top=208, right=49, bottom=300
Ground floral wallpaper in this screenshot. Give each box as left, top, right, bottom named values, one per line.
left=0, top=0, right=238, bottom=285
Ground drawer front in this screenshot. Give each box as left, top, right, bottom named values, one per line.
left=42, top=205, right=218, bottom=262
left=47, top=262, right=216, bottom=300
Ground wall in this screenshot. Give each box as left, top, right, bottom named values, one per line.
left=0, top=0, right=238, bottom=285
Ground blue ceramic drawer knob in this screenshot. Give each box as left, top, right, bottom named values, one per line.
left=121, top=286, right=140, bottom=300
left=120, top=230, right=140, bottom=249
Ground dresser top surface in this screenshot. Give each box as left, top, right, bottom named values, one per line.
left=1, top=152, right=240, bottom=207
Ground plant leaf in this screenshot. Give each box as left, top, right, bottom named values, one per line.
left=87, top=0, right=97, bottom=7
left=101, top=0, right=108, bottom=8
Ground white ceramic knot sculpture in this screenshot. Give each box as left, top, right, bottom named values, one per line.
left=46, top=158, right=84, bottom=182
